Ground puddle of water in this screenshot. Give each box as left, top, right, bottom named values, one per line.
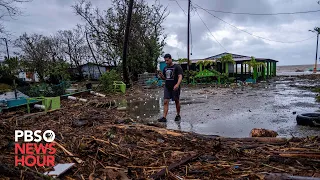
left=117, top=80, right=320, bottom=138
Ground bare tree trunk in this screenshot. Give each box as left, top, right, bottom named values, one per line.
left=122, top=0, right=134, bottom=86
left=85, top=31, right=102, bottom=76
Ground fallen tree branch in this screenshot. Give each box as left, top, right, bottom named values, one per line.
left=92, top=136, right=118, bottom=148
left=54, top=141, right=83, bottom=164
left=269, top=155, right=320, bottom=167
left=148, top=153, right=199, bottom=179
left=278, top=153, right=320, bottom=159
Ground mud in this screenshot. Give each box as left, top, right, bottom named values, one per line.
left=117, top=76, right=320, bottom=138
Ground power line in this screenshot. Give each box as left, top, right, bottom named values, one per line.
left=173, top=0, right=193, bottom=55
left=190, top=7, right=193, bottom=55
left=194, top=5, right=320, bottom=15
left=194, top=3, right=317, bottom=44
left=174, top=0, right=187, bottom=15
left=195, top=9, right=228, bottom=52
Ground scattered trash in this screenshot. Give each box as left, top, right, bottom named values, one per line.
left=90, top=91, right=106, bottom=97
left=72, top=119, right=92, bottom=127
left=44, top=163, right=75, bottom=177
left=34, top=104, right=45, bottom=110
left=157, top=138, right=165, bottom=143
left=68, top=96, right=87, bottom=103
left=117, top=107, right=127, bottom=111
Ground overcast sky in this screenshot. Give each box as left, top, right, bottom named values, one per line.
left=0, top=0, right=319, bottom=65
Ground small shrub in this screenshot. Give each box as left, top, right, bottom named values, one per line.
left=0, top=83, right=11, bottom=93
left=100, top=70, right=122, bottom=91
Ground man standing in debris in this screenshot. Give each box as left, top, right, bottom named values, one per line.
left=157, top=54, right=183, bottom=122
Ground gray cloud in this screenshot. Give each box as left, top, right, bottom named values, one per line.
left=0, top=0, right=319, bottom=65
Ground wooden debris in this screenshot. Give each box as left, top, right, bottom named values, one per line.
left=149, top=153, right=199, bottom=179
left=278, top=153, right=320, bottom=159
left=250, top=128, right=278, bottom=137
left=261, top=173, right=320, bottom=180
left=54, top=141, right=84, bottom=164
left=0, top=95, right=319, bottom=179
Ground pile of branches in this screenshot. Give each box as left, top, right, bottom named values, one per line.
left=0, top=96, right=319, bottom=180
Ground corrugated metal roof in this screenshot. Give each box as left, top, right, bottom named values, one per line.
left=159, top=52, right=279, bottom=64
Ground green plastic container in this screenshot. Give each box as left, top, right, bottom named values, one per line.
left=44, top=97, right=60, bottom=111
left=113, top=81, right=126, bottom=93
left=27, top=96, right=61, bottom=113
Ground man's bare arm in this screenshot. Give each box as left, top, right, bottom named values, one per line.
left=176, top=74, right=182, bottom=86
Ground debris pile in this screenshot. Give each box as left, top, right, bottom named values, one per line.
left=0, top=95, right=319, bottom=179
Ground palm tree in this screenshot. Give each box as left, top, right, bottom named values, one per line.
left=196, top=60, right=215, bottom=71
left=218, top=54, right=235, bottom=74
left=178, top=58, right=191, bottom=65
left=309, top=27, right=320, bottom=73
left=244, top=56, right=266, bottom=81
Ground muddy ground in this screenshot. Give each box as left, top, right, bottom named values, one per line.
left=119, top=75, right=320, bottom=138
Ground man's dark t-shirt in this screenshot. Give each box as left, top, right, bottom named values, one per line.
left=163, top=64, right=183, bottom=90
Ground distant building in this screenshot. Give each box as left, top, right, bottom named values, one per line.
left=69, top=63, right=117, bottom=80
left=18, top=71, right=39, bottom=82
left=159, top=52, right=278, bottom=81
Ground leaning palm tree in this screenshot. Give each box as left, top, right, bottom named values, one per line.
left=244, top=56, right=266, bottom=81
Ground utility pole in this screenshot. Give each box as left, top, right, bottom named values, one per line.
left=187, top=0, right=191, bottom=84
left=1, top=38, right=9, bottom=59
left=122, top=0, right=134, bottom=87
left=310, top=28, right=320, bottom=73
left=1, top=37, right=16, bottom=99
left=314, top=33, right=319, bottom=73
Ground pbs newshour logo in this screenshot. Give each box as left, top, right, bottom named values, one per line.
left=15, top=130, right=55, bottom=142
left=15, top=130, right=56, bottom=167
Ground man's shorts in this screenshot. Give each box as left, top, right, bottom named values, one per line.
left=164, top=86, right=181, bottom=101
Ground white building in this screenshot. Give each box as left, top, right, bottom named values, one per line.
left=18, top=71, right=40, bottom=82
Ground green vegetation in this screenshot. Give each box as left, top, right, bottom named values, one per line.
left=178, top=58, right=192, bottom=65
left=100, top=70, right=122, bottom=92
left=218, top=54, right=235, bottom=74
left=0, top=57, right=19, bottom=85
left=244, top=57, right=266, bottom=80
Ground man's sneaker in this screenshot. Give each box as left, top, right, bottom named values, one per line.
left=158, top=117, right=167, bottom=122
left=175, top=115, right=181, bottom=121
